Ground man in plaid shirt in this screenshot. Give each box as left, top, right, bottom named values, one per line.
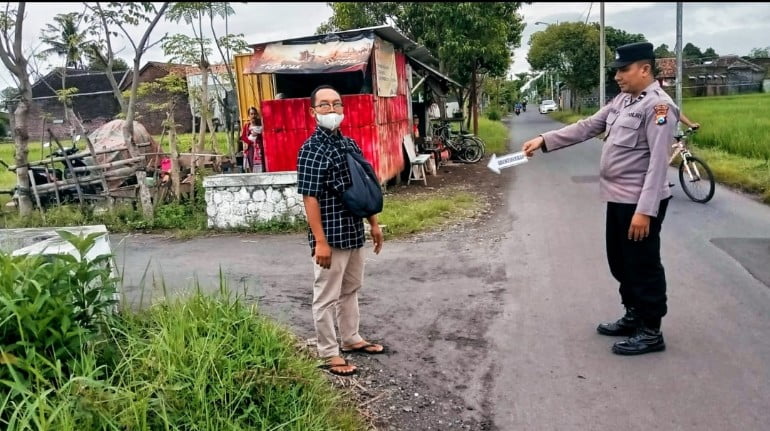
left=297, top=85, right=385, bottom=376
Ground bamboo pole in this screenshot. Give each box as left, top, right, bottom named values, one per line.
left=49, top=129, right=85, bottom=208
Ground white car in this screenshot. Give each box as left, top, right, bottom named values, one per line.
left=539, top=100, right=558, bottom=114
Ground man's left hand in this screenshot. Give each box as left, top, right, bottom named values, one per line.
left=370, top=224, right=383, bottom=254
left=628, top=213, right=651, bottom=241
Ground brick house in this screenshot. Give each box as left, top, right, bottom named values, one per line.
left=121, top=61, right=236, bottom=136
left=25, top=68, right=129, bottom=141
left=120, top=61, right=194, bottom=135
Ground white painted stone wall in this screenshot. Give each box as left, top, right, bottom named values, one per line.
left=203, top=172, right=306, bottom=229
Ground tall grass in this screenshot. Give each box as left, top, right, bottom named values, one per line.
left=1, top=234, right=367, bottom=430
left=476, top=116, right=510, bottom=154
left=683, top=93, right=770, bottom=161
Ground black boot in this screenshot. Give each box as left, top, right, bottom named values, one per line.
left=596, top=308, right=641, bottom=336
left=612, top=326, right=665, bottom=355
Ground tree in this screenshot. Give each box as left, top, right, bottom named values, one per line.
left=40, top=12, right=90, bottom=70
left=528, top=22, right=600, bottom=111
left=682, top=42, right=703, bottom=60
left=595, top=24, right=646, bottom=53
left=702, top=47, right=718, bottom=60
left=0, top=3, right=34, bottom=215
left=86, top=2, right=170, bottom=219
left=134, top=73, right=187, bottom=199
left=748, top=46, right=770, bottom=58
left=87, top=54, right=128, bottom=71
left=205, top=3, right=249, bottom=163
left=317, top=2, right=526, bottom=135
left=40, top=11, right=94, bottom=125
left=164, top=3, right=234, bottom=155
left=654, top=43, right=674, bottom=58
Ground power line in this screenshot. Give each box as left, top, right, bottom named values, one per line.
left=585, top=2, right=594, bottom=24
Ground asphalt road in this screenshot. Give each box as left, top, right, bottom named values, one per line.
left=112, top=111, right=770, bottom=430
left=491, top=110, right=770, bottom=430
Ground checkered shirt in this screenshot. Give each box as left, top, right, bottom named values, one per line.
left=297, top=126, right=366, bottom=255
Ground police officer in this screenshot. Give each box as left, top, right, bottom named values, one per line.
left=521, top=42, right=679, bottom=356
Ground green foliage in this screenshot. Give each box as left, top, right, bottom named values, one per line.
left=161, top=33, right=213, bottom=66
left=0, top=232, right=118, bottom=383
left=39, top=12, right=92, bottom=69
left=748, top=46, right=770, bottom=58
left=592, top=24, right=646, bottom=53
left=654, top=43, right=675, bottom=58
left=87, top=55, right=128, bottom=71
left=318, top=2, right=526, bottom=85
left=486, top=109, right=501, bottom=121
left=0, top=260, right=367, bottom=429
left=528, top=22, right=605, bottom=98
left=476, top=116, right=508, bottom=154
left=683, top=42, right=703, bottom=60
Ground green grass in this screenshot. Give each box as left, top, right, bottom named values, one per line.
left=379, top=190, right=480, bottom=238
left=476, top=116, right=509, bottom=154
left=549, top=107, right=599, bottom=124
left=1, top=271, right=367, bottom=430
left=549, top=93, right=770, bottom=203
left=682, top=93, right=770, bottom=160
left=686, top=146, right=770, bottom=203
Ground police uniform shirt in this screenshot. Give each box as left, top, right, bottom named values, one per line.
left=540, top=80, right=680, bottom=217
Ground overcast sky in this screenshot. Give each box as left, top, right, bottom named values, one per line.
left=1, top=2, right=768, bottom=88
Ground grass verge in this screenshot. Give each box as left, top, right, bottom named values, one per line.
left=476, top=116, right=509, bottom=154
left=379, top=190, right=480, bottom=239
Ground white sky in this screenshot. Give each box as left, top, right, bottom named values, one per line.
left=1, top=2, right=768, bottom=88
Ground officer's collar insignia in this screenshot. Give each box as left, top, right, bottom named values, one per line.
left=654, top=104, right=669, bottom=125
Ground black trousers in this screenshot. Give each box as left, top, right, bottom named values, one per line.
left=605, top=197, right=670, bottom=329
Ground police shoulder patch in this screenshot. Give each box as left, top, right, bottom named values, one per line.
left=654, top=104, right=669, bottom=125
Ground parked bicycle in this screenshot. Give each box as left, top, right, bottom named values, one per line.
left=670, top=126, right=715, bottom=203
left=429, top=120, right=485, bottom=164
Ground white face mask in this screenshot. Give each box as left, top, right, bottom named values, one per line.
left=316, top=112, right=344, bottom=130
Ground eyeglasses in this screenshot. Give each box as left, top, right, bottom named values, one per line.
left=313, top=102, right=344, bottom=112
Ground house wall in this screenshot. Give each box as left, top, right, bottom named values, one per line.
left=372, top=46, right=408, bottom=182
left=25, top=94, right=119, bottom=142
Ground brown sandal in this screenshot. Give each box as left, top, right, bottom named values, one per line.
left=319, top=358, right=357, bottom=376
left=341, top=342, right=387, bottom=355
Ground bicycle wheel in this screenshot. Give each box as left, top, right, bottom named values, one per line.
left=678, top=155, right=715, bottom=203
left=458, top=138, right=484, bottom=163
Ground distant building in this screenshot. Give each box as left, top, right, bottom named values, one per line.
left=22, top=68, right=129, bottom=141
left=656, top=56, right=766, bottom=98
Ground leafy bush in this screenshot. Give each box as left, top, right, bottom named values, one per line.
left=486, top=109, right=502, bottom=121
left=0, top=231, right=118, bottom=382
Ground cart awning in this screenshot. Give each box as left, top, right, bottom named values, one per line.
left=243, top=33, right=374, bottom=75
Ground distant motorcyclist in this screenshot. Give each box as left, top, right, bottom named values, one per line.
left=514, top=102, right=522, bottom=115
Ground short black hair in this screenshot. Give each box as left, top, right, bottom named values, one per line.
left=637, top=59, right=658, bottom=76
left=310, top=85, right=339, bottom=107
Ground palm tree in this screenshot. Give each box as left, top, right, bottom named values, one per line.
left=40, top=12, right=92, bottom=125
left=41, top=12, right=90, bottom=70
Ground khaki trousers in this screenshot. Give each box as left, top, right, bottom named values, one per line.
left=312, top=247, right=365, bottom=358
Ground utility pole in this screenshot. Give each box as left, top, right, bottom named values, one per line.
left=676, top=2, right=683, bottom=110
left=599, top=2, right=606, bottom=107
